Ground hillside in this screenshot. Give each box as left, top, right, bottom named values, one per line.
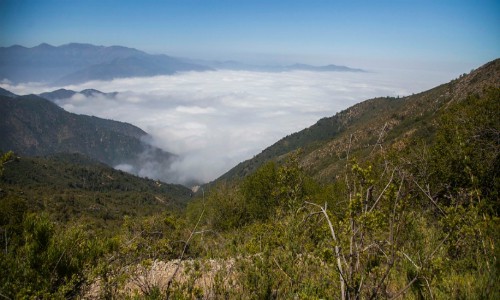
left=0, top=87, right=17, bottom=98
left=0, top=43, right=212, bottom=85
left=217, top=59, right=500, bottom=184
left=0, top=153, right=192, bottom=227
left=0, top=59, right=498, bottom=299
left=0, top=93, right=174, bottom=171
left=54, top=53, right=212, bottom=86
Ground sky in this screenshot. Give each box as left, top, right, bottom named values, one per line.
left=1, top=0, right=499, bottom=184
left=1, top=0, right=499, bottom=70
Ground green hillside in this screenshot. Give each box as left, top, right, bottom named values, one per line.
left=0, top=94, right=175, bottom=170
left=1, top=153, right=191, bottom=228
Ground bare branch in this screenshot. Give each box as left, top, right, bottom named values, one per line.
left=413, top=179, right=445, bottom=215
left=273, top=257, right=293, bottom=285
left=166, top=190, right=206, bottom=299
left=390, top=276, right=418, bottom=300
left=424, top=276, right=435, bottom=300
left=0, top=292, right=12, bottom=300
left=370, top=122, right=388, bottom=156
left=304, top=201, right=346, bottom=300
left=400, top=250, right=420, bottom=270
left=369, top=168, right=396, bottom=212
left=427, top=232, right=450, bottom=260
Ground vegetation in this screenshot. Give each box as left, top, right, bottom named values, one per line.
left=0, top=94, right=174, bottom=168
left=0, top=62, right=498, bottom=298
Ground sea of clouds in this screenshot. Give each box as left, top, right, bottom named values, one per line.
left=2, top=68, right=458, bottom=185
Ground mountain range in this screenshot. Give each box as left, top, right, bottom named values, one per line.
left=0, top=90, right=175, bottom=177
left=0, top=55, right=498, bottom=298
left=182, top=59, right=365, bottom=73
left=39, top=88, right=118, bottom=101
left=1, top=59, right=498, bottom=189
left=0, top=43, right=212, bottom=85
left=0, top=43, right=364, bottom=85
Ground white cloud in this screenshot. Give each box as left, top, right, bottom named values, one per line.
left=0, top=68, right=458, bottom=185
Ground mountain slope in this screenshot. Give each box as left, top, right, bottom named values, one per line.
left=54, top=53, right=213, bottom=85
left=0, top=153, right=192, bottom=226
left=0, top=87, right=17, bottom=98
left=0, top=93, right=174, bottom=172
left=0, top=43, right=143, bottom=84
left=0, top=43, right=212, bottom=85
left=217, top=59, right=500, bottom=183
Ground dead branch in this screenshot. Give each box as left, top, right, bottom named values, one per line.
left=304, top=201, right=346, bottom=300
left=413, top=179, right=445, bottom=215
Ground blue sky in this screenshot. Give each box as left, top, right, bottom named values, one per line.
left=1, top=0, right=499, bottom=70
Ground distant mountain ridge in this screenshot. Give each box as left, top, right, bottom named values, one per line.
left=1, top=42, right=364, bottom=85
left=0, top=43, right=212, bottom=85
left=182, top=59, right=365, bottom=72
left=0, top=90, right=176, bottom=181
left=39, top=88, right=118, bottom=101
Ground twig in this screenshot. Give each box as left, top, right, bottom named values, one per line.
left=370, top=122, right=388, bottom=155
left=424, top=276, right=435, bottom=300
left=413, top=180, right=446, bottom=215
left=369, top=169, right=396, bottom=212
left=0, top=292, right=12, bottom=300
left=390, top=276, right=418, bottom=299
left=166, top=189, right=206, bottom=299
left=273, top=257, right=293, bottom=286
left=400, top=250, right=420, bottom=270
left=305, top=201, right=346, bottom=300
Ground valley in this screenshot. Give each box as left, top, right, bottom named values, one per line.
left=2, top=0, right=499, bottom=297
left=0, top=56, right=498, bottom=298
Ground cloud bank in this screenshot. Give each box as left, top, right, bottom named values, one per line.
left=1, top=68, right=458, bottom=185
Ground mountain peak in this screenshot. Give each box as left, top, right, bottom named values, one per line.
left=38, top=88, right=118, bottom=101
left=0, top=42, right=212, bottom=85
left=36, top=42, right=55, bottom=49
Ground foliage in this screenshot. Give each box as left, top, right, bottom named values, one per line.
left=0, top=150, right=14, bottom=176
left=176, top=88, right=499, bottom=299
left=429, top=88, right=499, bottom=209
left=0, top=153, right=191, bottom=230
left=0, top=213, right=105, bottom=298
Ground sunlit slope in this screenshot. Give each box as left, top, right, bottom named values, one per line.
left=217, top=59, right=500, bottom=183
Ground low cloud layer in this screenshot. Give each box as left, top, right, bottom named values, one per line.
left=1, top=68, right=458, bottom=185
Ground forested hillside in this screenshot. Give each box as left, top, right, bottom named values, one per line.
left=1, top=153, right=191, bottom=225
left=0, top=59, right=498, bottom=299
left=0, top=93, right=175, bottom=170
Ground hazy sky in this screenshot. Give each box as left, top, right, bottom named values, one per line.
left=1, top=0, right=499, bottom=70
